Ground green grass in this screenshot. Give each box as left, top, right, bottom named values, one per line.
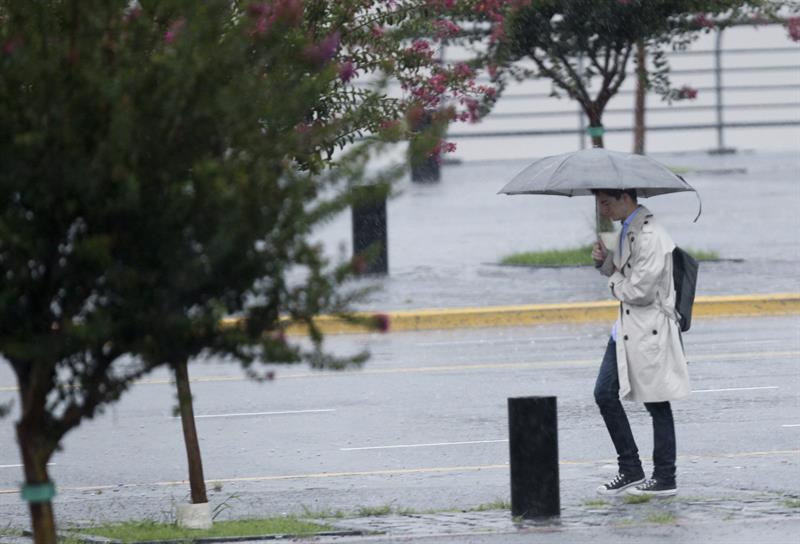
left=501, top=246, right=719, bottom=267
left=623, top=494, right=652, bottom=505
left=300, top=505, right=347, bottom=519
left=783, top=499, right=800, bottom=508
left=76, top=518, right=334, bottom=543
left=472, top=500, right=511, bottom=511
left=685, top=248, right=720, bottom=261
left=501, top=245, right=595, bottom=267
left=0, top=526, right=22, bottom=537
left=355, top=505, right=393, bottom=517
left=583, top=499, right=611, bottom=508
left=645, top=512, right=677, bottom=524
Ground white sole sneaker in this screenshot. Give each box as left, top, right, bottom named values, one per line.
left=596, top=477, right=645, bottom=496
left=626, top=485, right=678, bottom=497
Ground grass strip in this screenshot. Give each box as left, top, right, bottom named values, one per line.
left=501, top=246, right=720, bottom=267
left=74, top=518, right=334, bottom=543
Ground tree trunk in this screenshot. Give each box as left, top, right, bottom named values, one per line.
left=589, top=126, right=604, bottom=149
left=586, top=107, right=605, bottom=149
left=584, top=111, right=613, bottom=233
left=174, top=358, right=208, bottom=504
left=16, top=423, right=57, bottom=544
left=633, top=40, right=647, bottom=155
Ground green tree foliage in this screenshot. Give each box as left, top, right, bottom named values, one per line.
left=0, top=1, right=395, bottom=541
left=0, top=1, right=517, bottom=541
left=494, top=0, right=779, bottom=147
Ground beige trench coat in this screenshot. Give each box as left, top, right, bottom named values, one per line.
left=599, top=206, right=691, bottom=403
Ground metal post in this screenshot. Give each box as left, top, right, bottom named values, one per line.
left=351, top=186, right=388, bottom=275
left=508, top=396, right=560, bottom=519
left=577, top=54, right=586, bottom=149
left=712, top=29, right=734, bottom=154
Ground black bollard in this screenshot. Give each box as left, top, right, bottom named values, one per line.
left=508, top=396, right=560, bottom=519
left=351, top=186, right=388, bottom=275
left=409, top=110, right=441, bottom=183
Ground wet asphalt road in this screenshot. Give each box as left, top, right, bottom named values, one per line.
left=1, top=314, right=798, bottom=529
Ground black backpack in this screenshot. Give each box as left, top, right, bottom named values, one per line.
left=672, top=247, right=698, bottom=332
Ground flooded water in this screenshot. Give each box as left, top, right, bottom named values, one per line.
left=312, top=150, right=800, bottom=311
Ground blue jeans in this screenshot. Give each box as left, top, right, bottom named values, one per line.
left=594, top=338, right=676, bottom=485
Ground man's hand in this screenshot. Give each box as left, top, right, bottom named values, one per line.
left=592, top=238, right=608, bottom=265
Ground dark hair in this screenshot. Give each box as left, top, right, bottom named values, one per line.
left=591, top=188, right=638, bottom=202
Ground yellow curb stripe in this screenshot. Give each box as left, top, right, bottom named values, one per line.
left=280, top=293, right=800, bottom=335
left=1, top=449, right=796, bottom=496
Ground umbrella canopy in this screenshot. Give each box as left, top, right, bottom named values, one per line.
left=498, top=148, right=697, bottom=198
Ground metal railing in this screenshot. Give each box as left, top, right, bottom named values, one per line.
left=447, top=25, right=800, bottom=153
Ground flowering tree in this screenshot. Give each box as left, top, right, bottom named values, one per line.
left=493, top=0, right=778, bottom=148
left=289, top=0, right=524, bottom=164
left=0, top=1, right=395, bottom=542
left=786, top=15, right=800, bottom=40
left=0, top=1, right=517, bottom=542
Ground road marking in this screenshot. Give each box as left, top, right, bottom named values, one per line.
left=341, top=439, right=508, bottom=451
left=783, top=424, right=800, bottom=428
left=183, top=409, right=336, bottom=420
left=415, top=335, right=581, bottom=347
left=692, top=386, right=779, bottom=393
left=1, top=349, right=798, bottom=392
left=1, top=449, right=796, bottom=496
left=0, top=463, right=55, bottom=469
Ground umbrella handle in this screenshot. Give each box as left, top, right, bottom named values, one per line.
left=692, top=190, right=702, bottom=223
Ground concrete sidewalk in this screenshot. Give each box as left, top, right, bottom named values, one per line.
left=319, top=492, right=800, bottom=543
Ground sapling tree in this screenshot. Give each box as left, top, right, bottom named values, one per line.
left=0, top=1, right=391, bottom=541
left=0, top=1, right=524, bottom=541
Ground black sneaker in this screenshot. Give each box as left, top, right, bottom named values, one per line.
left=596, top=473, right=646, bottom=496
left=626, top=478, right=677, bottom=497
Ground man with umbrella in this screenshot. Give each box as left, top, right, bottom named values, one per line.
left=591, top=188, right=690, bottom=497
left=499, top=148, right=697, bottom=497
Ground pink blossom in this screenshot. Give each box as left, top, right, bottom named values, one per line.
left=428, top=73, right=447, bottom=94
left=164, top=18, right=186, bottom=44
left=788, top=17, right=800, bottom=42
left=373, top=313, right=390, bottom=332
left=490, top=21, right=506, bottom=44
left=405, top=104, right=427, bottom=128
left=429, top=140, right=457, bottom=163
left=433, top=19, right=461, bottom=39
left=371, top=25, right=385, bottom=38
left=305, top=31, right=340, bottom=65
left=480, top=86, right=498, bottom=100
left=694, top=14, right=715, bottom=28
left=339, top=60, right=356, bottom=82
left=411, top=39, right=431, bottom=53
left=254, top=16, right=271, bottom=35
left=464, top=97, right=481, bottom=122
left=380, top=119, right=400, bottom=131
left=677, top=85, right=698, bottom=100
left=453, top=62, right=475, bottom=79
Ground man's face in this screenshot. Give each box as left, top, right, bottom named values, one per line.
left=595, top=193, right=629, bottom=221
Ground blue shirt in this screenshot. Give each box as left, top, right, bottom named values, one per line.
left=611, top=206, right=642, bottom=341
left=619, top=206, right=641, bottom=257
